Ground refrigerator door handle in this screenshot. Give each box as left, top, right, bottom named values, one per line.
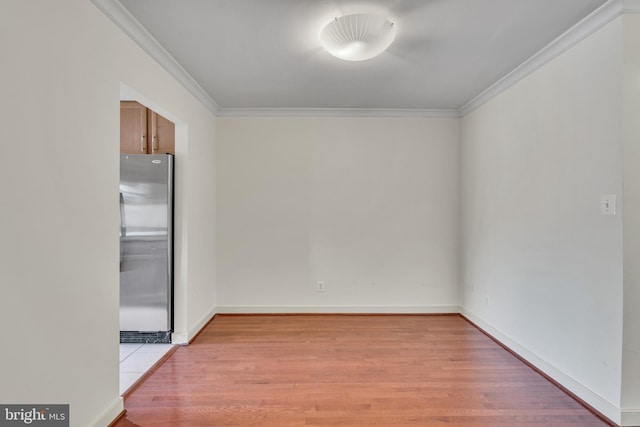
left=119, top=191, right=126, bottom=266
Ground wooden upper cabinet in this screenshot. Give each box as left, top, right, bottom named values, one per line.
left=148, top=110, right=175, bottom=154
left=120, top=101, right=175, bottom=154
left=120, top=101, right=147, bottom=154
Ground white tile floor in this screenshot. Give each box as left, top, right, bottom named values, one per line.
left=119, top=343, right=174, bottom=395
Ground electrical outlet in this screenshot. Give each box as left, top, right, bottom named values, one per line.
left=484, top=296, right=490, bottom=306
left=317, top=281, right=325, bottom=293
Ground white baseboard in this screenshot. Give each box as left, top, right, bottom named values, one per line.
left=171, top=332, right=188, bottom=345
left=90, top=396, right=123, bottom=427
left=460, top=308, right=621, bottom=425
left=171, top=308, right=217, bottom=344
left=621, top=408, right=640, bottom=426
left=215, top=305, right=461, bottom=314
left=188, top=308, right=217, bottom=341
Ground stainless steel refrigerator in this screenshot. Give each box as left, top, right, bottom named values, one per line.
left=119, top=154, right=174, bottom=343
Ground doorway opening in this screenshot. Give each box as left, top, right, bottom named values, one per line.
left=118, top=82, right=186, bottom=395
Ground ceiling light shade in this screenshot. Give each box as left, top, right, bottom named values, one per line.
left=320, top=13, right=396, bottom=61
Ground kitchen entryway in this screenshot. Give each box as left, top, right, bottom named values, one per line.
left=118, top=88, right=181, bottom=398
left=119, top=343, right=174, bottom=395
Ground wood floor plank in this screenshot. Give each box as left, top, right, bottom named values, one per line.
left=113, top=314, right=612, bottom=426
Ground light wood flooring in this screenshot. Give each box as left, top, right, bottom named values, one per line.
left=113, top=314, right=611, bottom=426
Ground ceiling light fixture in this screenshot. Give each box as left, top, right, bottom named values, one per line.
left=320, top=13, right=396, bottom=61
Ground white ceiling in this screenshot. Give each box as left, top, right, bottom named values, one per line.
left=116, top=0, right=608, bottom=112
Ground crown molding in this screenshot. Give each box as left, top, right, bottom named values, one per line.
left=623, top=0, right=640, bottom=12
left=93, top=0, right=639, bottom=120
left=217, top=107, right=460, bottom=118
left=458, top=0, right=627, bottom=117
left=90, top=0, right=221, bottom=115
left=91, top=0, right=454, bottom=119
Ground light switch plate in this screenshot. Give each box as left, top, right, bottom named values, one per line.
left=601, top=194, right=616, bottom=215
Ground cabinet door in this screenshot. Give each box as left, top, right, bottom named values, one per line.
left=148, top=110, right=175, bottom=154
left=120, top=101, right=148, bottom=154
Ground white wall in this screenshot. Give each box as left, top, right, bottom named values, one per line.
left=621, top=13, right=640, bottom=424
left=0, top=1, right=216, bottom=426
left=3, top=1, right=634, bottom=425
left=461, top=16, right=625, bottom=422
left=216, top=117, right=459, bottom=312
